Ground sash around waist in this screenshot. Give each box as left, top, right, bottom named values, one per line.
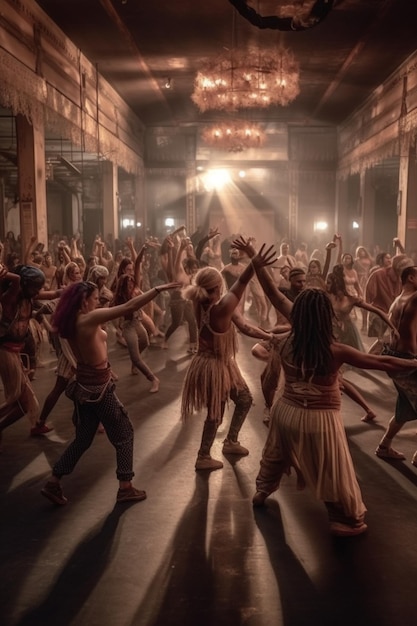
left=282, top=381, right=341, bottom=410
left=76, top=362, right=111, bottom=385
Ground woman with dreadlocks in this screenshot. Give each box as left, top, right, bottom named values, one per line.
left=249, top=288, right=417, bottom=537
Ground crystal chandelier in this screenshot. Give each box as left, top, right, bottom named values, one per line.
left=201, top=120, right=266, bottom=153
left=192, top=46, right=300, bottom=113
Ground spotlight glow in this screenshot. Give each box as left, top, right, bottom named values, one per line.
left=203, top=169, right=231, bottom=191
left=314, top=221, right=328, bottom=232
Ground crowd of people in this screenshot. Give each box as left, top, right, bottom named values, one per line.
left=1, top=226, right=417, bottom=538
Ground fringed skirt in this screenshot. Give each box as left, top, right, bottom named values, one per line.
left=0, top=347, right=39, bottom=421
left=181, top=352, right=246, bottom=422
left=257, top=399, right=366, bottom=521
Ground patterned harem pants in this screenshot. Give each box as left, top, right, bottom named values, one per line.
left=52, top=383, right=135, bottom=482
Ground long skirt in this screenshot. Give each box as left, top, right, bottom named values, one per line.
left=256, top=399, right=366, bottom=523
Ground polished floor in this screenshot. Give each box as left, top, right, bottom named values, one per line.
left=1, top=323, right=417, bottom=626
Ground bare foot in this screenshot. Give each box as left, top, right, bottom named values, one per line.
left=361, top=411, right=377, bottom=422
left=150, top=377, right=160, bottom=393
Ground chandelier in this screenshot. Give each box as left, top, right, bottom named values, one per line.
left=201, top=120, right=266, bottom=153
left=192, top=46, right=300, bottom=113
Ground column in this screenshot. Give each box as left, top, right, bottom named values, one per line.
left=360, top=169, right=376, bottom=248
left=335, top=176, right=349, bottom=235
left=102, top=160, right=119, bottom=243
left=16, top=114, right=47, bottom=254
left=185, top=135, right=196, bottom=235
left=288, top=163, right=299, bottom=242
left=399, top=145, right=417, bottom=252
left=134, top=166, right=146, bottom=244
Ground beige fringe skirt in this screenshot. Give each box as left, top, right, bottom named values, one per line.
left=181, top=353, right=246, bottom=423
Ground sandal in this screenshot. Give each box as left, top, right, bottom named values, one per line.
left=375, top=445, right=405, bottom=460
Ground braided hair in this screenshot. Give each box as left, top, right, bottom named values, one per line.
left=290, top=288, right=335, bottom=378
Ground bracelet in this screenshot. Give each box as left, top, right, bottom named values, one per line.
left=154, top=286, right=160, bottom=294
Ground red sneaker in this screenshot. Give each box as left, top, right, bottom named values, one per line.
left=30, top=423, right=53, bottom=437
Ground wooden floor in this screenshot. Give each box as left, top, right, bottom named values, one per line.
left=1, top=323, right=417, bottom=626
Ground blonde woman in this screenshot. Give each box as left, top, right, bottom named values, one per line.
left=181, top=244, right=275, bottom=470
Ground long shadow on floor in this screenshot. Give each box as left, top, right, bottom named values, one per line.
left=16, top=506, right=127, bottom=626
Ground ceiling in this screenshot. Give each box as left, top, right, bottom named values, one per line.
left=34, top=0, right=417, bottom=128
left=1, top=0, right=416, bottom=200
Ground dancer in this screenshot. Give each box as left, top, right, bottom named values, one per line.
left=113, top=274, right=160, bottom=391
left=250, top=288, right=417, bottom=537
left=327, top=264, right=398, bottom=352
left=376, top=265, right=417, bottom=463
left=181, top=243, right=276, bottom=471
left=0, top=264, right=57, bottom=443
left=41, top=278, right=180, bottom=506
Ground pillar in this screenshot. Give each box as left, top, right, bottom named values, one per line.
left=102, top=160, right=119, bottom=244
left=185, top=134, right=196, bottom=235
left=399, top=145, right=417, bottom=253
left=360, top=169, right=376, bottom=249
left=134, top=166, right=146, bottom=245
left=288, top=163, right=299, bottom=242
left=16, top=114, right=47, bottom=254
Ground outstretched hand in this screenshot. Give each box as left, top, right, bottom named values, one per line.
left=232, top=236, right=257, bottom=258
left=159, top=281, right=183, bottom=291
left=252, top=243, right=277, bottom=269
left=232, top=237, right=276, bottom=268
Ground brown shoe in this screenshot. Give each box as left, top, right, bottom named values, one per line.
left=222, top=439, right=249, bottom=456
left=116, top=486, right=147, bottom=503
left=330, top=522, right=368, bottom=537
left=252, top=491, right=268, bottom=507
left=41, top=481, right=67, bottom=506
left=195, top=455, right=223, bottom=471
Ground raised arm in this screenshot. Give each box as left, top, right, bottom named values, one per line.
left=393, top=237, right=406, bottom=255
left=24, top=235, right=38, bottom=265
left=334, top=233, right=343, bottom=263
left=172, top=238, right=189, bottom=284
left=133, top=243, right=148, bottom=287
left=195, top=227, right=220, bottom=261
left=211, top=244, right=276, bottom=331
left=232, top=237, right=293, bottom=321
left=322, top=240, right=336, bottom=280
left=125, top=237, right=138, bottom=263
